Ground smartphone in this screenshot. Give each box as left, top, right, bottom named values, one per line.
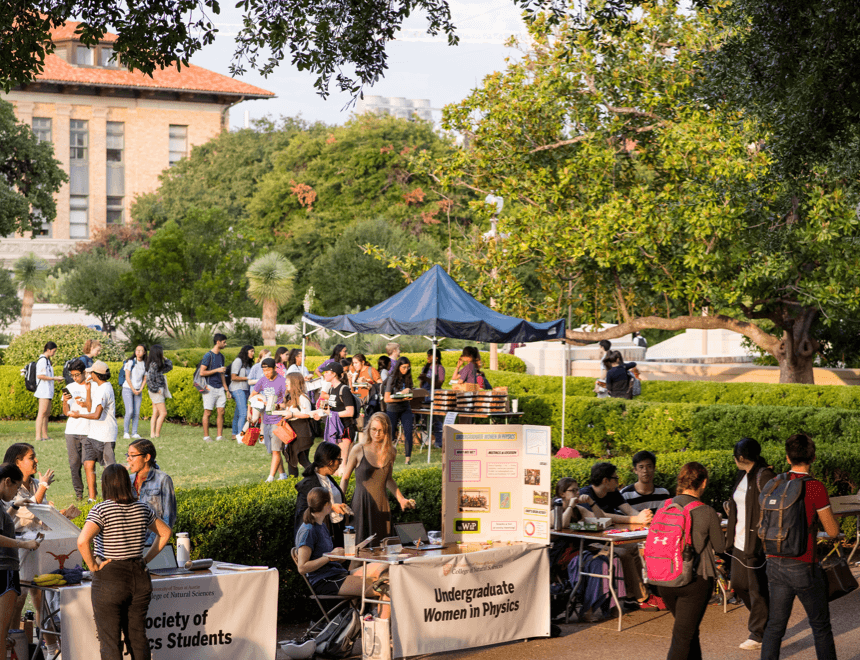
left=61, top=387, right=71, bottom=397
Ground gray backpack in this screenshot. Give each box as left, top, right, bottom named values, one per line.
left=314, top=608, right=361, bottom=658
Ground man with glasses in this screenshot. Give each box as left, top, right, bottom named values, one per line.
left=580, top=462, right=652, bottom=605
left=620, top=451, right=670, bottom=514
left=126, top=439, right=176, bottom=549
left=61, top=359, right=89, bottom=500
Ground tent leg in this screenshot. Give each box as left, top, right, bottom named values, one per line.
left=561, top=341, right=567, bottom=449
left=428, top=338, right=438, bottom=463
left=301, top=320, right=306, bottom=367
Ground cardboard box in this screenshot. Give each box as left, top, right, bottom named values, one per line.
left=17, top=504, right=83, bottom=581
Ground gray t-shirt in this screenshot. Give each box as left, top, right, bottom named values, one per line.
left=229, top=358, right=250, bottom=392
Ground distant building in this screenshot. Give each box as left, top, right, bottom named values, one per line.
left=356, top=96, right=434, bottom=122
left=0, top=22, right=273, bottom=266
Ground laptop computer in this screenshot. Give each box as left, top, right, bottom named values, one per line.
left=395, top=522, right=443, bottom=550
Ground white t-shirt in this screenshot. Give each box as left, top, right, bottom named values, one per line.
left=87, top=381, right=118, bottom=443
left=286, top=364, right=311, bottom=379
left=287, top=393, right=312, bottom=416
left=122, top=358, right=146, bottom=391
left=34, top=356, right=54, bottom=399
left=733, top=473, right=748, bottom=552
left=64, top=381, right=90, bottom=436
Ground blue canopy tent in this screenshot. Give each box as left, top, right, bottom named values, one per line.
left=302, top=265, right=567, bottom=461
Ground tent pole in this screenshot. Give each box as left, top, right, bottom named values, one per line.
left=301, top=319, right=306, bottom=367
left=561, top=340, right=567, bottom=449
left=428, top=337, right=438, bottom=463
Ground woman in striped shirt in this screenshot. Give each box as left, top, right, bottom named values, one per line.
left=76, top=464, right=172, bottom=660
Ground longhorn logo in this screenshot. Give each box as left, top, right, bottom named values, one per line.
left=47, top=550, right=76, bottom=570
left=653, top=536, right=669, bottom=546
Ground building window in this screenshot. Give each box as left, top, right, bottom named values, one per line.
left=70, top=119, right=88, bottom=161
left=76, top=46, right=93, bottom=66
left=169, top=125, right=187, bottom=166
left=99, top=46, right=118, bottom=67
left=69, top=195, right=88, bottom=238
left=106, top=121, right=123, bottom=164
left=106, top=197, right=124, bottom=225
left=32, top=117, right=51, bottom=143
left=33, top=211, right=52, bottom=239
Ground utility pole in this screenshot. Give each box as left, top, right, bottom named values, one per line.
left=484, top=194, right=504, bottom=371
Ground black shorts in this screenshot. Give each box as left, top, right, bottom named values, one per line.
left=0, top=570, right=21, bottom=597
left=313, top=574, right=347, bottom=595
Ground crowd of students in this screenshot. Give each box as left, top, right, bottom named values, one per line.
left=553, top=433, right=841, bottom=660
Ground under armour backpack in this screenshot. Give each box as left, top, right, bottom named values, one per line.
left=757, top=473, right=813, bottom=557
left=644, top=499, right=704, bottom=587
left=22, top=357, right=43, bottom=392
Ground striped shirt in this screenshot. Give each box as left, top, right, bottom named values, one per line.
left=620, top=484, right=671, bottom=512
left=86, top=500, right=156, bottom=560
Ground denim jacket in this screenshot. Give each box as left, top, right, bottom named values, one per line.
left=131, top=465, right=176, bottom=545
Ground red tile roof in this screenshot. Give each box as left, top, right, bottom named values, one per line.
left=36, top=22, right=274, bottom=99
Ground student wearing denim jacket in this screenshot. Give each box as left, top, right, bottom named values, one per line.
left=126, top=439, right=176, bottom=546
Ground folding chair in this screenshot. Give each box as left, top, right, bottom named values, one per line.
left=380, top=537, right=401, bottom=548
left=291, top=547, right=357, bottom=636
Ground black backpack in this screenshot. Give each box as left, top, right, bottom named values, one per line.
left=757, top=473, right=813, bottom=557
left=22, top=357, right=44, bottom=392
left=607, top=373, right=634, bottom=400
left=313, top=607, right=361, bottom=658
left=62, top=358, right=76, bottom=385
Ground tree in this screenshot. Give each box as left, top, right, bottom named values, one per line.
left=59, top=256, right=134, bottom=334
left=308, top=218, right=440, bottom=315
left=1, top=1, right=460, bottom=98
left=246, top=113, right=476, bottom=318
left=123, top=211, right=256, bottom=333
left=0, top=99, right=66, bottom=237
left=13, top=253, right=49, bottom=335
left=131, top=117, right=311, bottom=231
left=0, top=269, right=20, bottom=330
left=385, top=3, right=860, bottom=384
left=246, top=253, right=297, bottom=346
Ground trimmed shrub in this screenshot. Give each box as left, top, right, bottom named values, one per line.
left=5, top=325, right=126, bottom=366
left=304, top=351, right=526, bottom=376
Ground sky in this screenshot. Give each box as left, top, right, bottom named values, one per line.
left=190, top=0, right=528, bottom=129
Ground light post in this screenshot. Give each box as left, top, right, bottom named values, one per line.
left=483, top=194, right=504, bottom=371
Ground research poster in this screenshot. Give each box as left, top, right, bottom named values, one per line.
left=443, top=424, right=552, bottom=544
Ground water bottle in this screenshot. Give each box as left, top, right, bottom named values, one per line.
left=344, top=526, right=356, bottom=556
left=553, top=498, right=565, bottom=531
left=176, top=532, right=191, bottom=565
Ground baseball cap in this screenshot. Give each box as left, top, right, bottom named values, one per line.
left=86, top=360, right=110, bottom=376
left=321, top=362, right=344, bottom=376
left=261, top=357, right=276, bottom=368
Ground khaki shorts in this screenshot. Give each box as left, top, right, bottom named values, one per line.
left=202, top=387, right=227, bottom=410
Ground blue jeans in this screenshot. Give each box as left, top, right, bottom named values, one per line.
left=387, top=407, right=414, bottom=458
left=122, top=387, right=142, bottom=435
left=231, top=388, right=249, bottom=436
left=761, top=558, right=836, bottom=660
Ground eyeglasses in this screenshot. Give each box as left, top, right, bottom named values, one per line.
left=70, top=372, right=82, bottom=378
left=125, top=453, right=143, bottom=458
left=369, top=428, right=385, bottom=435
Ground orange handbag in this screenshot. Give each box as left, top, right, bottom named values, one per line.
left=273, top=418, right=297, bottom=445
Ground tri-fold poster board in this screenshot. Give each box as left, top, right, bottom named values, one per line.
left=442, top=424, right=552, bottom=544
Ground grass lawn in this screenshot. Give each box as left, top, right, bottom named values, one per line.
left=0, top=420, right=444, bottom=510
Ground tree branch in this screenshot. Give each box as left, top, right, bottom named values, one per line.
left=530, top=133, right=593, bottom=153
left=565, top=314, right=780, bottom=354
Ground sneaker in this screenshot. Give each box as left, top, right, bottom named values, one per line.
left=203, top=436, right=213, bottom=442
left=215, top=436, right=223, bottom=441
left=123, top=433, right=131, bottom=440
left=265, top=476, right=274, bottom=483
left=132, top=433, right=142, bottom=439
left=639, top=595, right=666, bottom=610
left=237, top=435, right=244, bottom=445
left=87, top=498, right=97, bottom=504
left=278, top=473, right=288, bottom=480
left=739, top=639, right=762, bottom=651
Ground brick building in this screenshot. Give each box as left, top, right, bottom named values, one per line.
left=0, top=22, right=273, bottom=266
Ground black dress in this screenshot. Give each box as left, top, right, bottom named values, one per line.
left=294, top=472, right=346, bottom=548
left=351, top=454, right=393, bottom=546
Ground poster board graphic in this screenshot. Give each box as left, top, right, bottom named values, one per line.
left=442, top=424, right=552, bottom=544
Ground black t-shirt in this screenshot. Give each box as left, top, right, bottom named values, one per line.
left=384, top=376, right=411, bottom=413
left=327, top=383, right=356, bottom=430
left=579, top=485, right=626, bottom=515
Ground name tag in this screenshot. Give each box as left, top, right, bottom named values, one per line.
left=769, top=499, right=777, bottom=505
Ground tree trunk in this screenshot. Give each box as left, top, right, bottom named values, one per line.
left=771, top=311, right=819, bottom=384
left=19, top=287, right=34, bottom=335
left=261, top=299, right=277, bottom=346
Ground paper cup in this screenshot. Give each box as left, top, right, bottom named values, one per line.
left=511, top=399, right=519, bottom=413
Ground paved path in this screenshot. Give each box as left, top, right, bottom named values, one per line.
left=277, top=566, right=860, bottom=659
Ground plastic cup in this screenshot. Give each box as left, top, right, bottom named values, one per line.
left=511, top=399, right=519, bottom=413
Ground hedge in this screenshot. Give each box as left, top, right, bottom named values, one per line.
left=5, top=324, right=126, bottom=366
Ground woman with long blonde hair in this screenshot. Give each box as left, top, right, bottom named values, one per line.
left=339, top=412, right=415, bottom=546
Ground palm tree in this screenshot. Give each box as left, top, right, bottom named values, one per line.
left=13, top=252, right=48, bottom=335
left=246, top=253, right=296, bottom=346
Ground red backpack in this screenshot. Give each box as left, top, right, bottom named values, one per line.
left=644, top=499, right=704, bottom=588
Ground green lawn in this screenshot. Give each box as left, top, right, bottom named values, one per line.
left=0, top=420, right=444, bottom=509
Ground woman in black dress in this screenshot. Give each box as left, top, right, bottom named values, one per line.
left=282, top=373, right=315, bottom=477
left=339, top=412, right=415, bottom=546
left=294, top=443, right=348, bottom=547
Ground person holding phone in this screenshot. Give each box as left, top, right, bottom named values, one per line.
left=62, top=359, right=90, bottom=500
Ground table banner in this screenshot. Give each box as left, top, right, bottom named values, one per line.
left=389, top=544, right=549, bottom=657
left=60, top=568, right=278, bottom=660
